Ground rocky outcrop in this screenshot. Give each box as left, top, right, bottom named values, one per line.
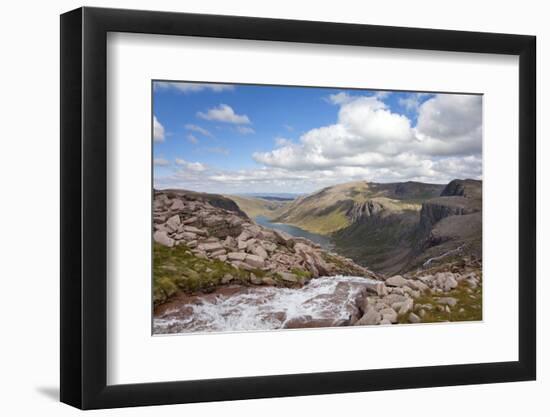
left=346, top=200, right=385, bottom=223
left=153, top=190, right=377, bottom=291
left=441, top=179, right=482, bottom=199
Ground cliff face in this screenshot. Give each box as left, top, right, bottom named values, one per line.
left=412, top=179, right=482, bottom=265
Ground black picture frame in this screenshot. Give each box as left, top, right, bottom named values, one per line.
left=60, top=6, right=536, bottom=410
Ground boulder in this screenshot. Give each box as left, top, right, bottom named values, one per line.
left=385, top=275, right=409, bottom=287
left=227, top=252, right=247, bottom=261
left=238, top=239, right=249, bottom=251
left=183, top=225, right=207, bottom=236
left=245, top=224, right=262, bottom=237
left=273, top=229, right=295, bottom=247
left=251, top=245, right=268, bottom=259
left=364, top=281, right=388, bottom=297
left=182, top=216, right=198, bottom=225
left=355, top=307, right=381, bottom=326
left=197, top=242, right=224, bottom=252
left=279, top=272, right=298, bottom=283
left=408, top=312, right=421, bottom=324
left=437, top=297, right=458, bottom=307
left=165, top=214, right=181, bottom=232
left=210, top=249, right=227, bottom=258
left=262, top=277, right=277, bottom=286
left=396, top=298, right=414, bottom=315
left=153, top=231, right=174, bottom=247
left=170, top=199, right=185, bottom=210
left=435, top=272, right=458, bottom=292
left=379, top=307, right=398, bottom=323
left=180, top=232, right=197, bottom=241
left=223, top=236, right=236, bottom=248
left=244, top=254, right=265, bottom=268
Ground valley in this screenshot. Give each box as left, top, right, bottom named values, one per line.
left=152, top=178, right=482, bottom=333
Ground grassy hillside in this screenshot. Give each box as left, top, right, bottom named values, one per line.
left=226, top=195, right=289, bottom=219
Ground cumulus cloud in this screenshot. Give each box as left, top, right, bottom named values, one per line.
left=154, top=82, right=234, bottom=93
left=153, top=116, right=165, bottom=142
left=175, top=158, right=206, bottom=172
left=414, top=94, right=482, bottom=156
left=251, top=93, right=481, bottom=186
left=153, top=158, right=170, bottom=166
left=185, top=124, right=213, bottom=137
left=197, top=104, right=251, bottom=124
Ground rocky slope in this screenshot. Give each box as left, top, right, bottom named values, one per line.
left=153, top=189, right=376, bottom=306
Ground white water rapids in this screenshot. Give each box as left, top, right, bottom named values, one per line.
left=153, top=275, right=378, bottom=334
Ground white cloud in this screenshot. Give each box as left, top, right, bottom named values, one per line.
left=414, top=94, right=482, bottom=156
left=236, top=126, right=255, bottom=135
left=175, top=158, right=206, bottom=172
left=251, top=93, right=481, bottom=186
left=154, top=82, right=234, bottom=93
left=326, top=92, right=353, bottom=105
left=185, top=124, right=213, bottom=137
left=153, top=158, right=170, bottom=166
left=153, top=116, right=165, bottom=142
left=197, top=104, right=251, bottom=124
left=186, top=134, right=199, bottom=144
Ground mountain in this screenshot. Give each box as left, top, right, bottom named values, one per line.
left=258, top=179, right=481, bottom=275
left=272, top=181, right=444, bottom=235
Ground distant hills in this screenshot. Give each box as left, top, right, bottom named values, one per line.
left=228, top=179, right=482, bottom=275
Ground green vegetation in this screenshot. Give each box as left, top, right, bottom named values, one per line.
left=396, top=279, right=483, bottom=324
left=153, top=243, right=252, bottom=306
left=290, top=268, right=312, bottom=279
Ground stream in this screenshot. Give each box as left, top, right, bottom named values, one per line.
left=153, top=275, right=377, bottom=334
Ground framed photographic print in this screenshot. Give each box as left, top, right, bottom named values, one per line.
left=60, top=6, right=536, bottom=409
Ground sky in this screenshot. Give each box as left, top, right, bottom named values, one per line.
left=153, top=81, right=482, bottom=194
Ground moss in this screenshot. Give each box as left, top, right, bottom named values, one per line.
left=290, top=268, right=312, bottom=279
left=153, top=243, right=285, bottom=306
left=154, top=243, right=240, bottom=304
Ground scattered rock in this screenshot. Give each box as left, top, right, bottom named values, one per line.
left=408, top=312, right=421, bottom=324
left=355, top=307, right=381, bottom=326
left=437, top=297, right=458, bottom=307
left=153, top=231, right=174, bottom=247
left=221, top=274, right=234, bottom=284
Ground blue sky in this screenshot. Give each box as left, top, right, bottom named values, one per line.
left=153, top=81, right=482, bottom=194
